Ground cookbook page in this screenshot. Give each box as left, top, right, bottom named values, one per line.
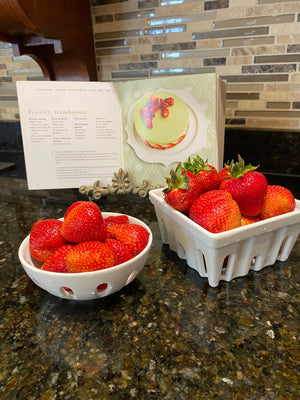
left=16, top=81, right=123, bottom=190
left=119, top=73, right=224, bottom=188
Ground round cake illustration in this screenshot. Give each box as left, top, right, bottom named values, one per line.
left=133, top=90, right=190, bottom=150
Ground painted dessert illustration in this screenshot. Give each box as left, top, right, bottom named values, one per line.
left=133, top=91, right=190, bottom=150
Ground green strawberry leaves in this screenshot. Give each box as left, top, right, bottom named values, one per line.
left=163, top=162, right=189, bottom=193
left=224, top=154, right=258, bottom=179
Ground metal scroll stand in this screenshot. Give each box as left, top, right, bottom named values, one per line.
left=79, top=168, right=162, bottom=201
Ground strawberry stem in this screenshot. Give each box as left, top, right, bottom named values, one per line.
left=183, top=155, right=214, bottom=174
left=163, top=162, right=189, bottom=193
left=225, top=154, right=258, bottom=178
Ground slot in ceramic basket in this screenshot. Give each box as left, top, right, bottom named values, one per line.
left=149, top=188, right=300, bottom=287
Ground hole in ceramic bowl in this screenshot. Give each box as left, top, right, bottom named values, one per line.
left=61, top=286, right=75, bottom=298
left=96, top=283, right=109, bottom=297
left=126, top=271, right=137, bottom=285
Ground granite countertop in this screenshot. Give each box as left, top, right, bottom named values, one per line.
left=0, top=176, right=299, bottom=400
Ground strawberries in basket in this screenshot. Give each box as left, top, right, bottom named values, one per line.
left=163, top=154, right=296, bottom=234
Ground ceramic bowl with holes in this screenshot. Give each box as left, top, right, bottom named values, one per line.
left=18, top=212, right=152, bottom=300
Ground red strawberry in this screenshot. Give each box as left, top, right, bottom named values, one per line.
left=29, top=219, right=69, bottom=262
left=259, top=185, right=295, bottom=220
left=163, top=162, right=201, bottom=212
left=61, top=202, right=106, bottom=243
left=189, top=190, right=241, bottom=233
left=218, top=166, right=231, bottom=185
left=105, top=238, right=134, bottom=265
left=241, top=215, right=261, bottom=226
left=41, top=244, right=75, bottom=272
left=104, top=215, right=129, bottom=227
left=66, top=241, right=114, bottom=273
left=106, top=224, right=150, bottom=255
left=64, top=201, right=87, bottom=219
left=184, top=155, right=220, bottom=193
left=219, top=155, right=268, bottom=217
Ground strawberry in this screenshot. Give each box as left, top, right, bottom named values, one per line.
left=41, top=244, right=75, bottom=272
left=218, top=166, right=231, bottom=185
left=61, top=201, right=106, bottom=243
left=106, top=223, right=150, bottom=255
left=259, top=185, right=295, bottom=220
left=29, top=219, right=69, bottom=262
left=241, top=215, right=261, bottom=226
left=184, top=155, right=220, bottom=193
left=189, top=190, right=241, bottom=233
left=105, top=238, right=134, bottom=265
left=104, top=215, right=129, bottom=227
left=219, top=155, right=268, bottom=217
left=163, top=162, right=201, bottom=212
left=104, top=214, right=130, bottom=239
left=64, top=201, right=87, bottom=219
left=66, top=241, right=115, bottom=273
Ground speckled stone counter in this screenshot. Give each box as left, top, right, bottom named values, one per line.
left=0, top=176, right=299, bottom=400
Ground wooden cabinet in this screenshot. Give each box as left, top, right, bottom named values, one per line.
left=0, top=0, right=97, bottom=81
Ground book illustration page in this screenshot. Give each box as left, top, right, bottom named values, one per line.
left=120, top=74, right=219, bottom=187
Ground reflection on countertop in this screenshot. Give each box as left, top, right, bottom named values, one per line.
left=0, top=176, right=299, bottom=399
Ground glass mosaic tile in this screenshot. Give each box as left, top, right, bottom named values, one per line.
left=193, top=27, right=268, bottom=40
left=214, top=14, right=295, bottom=29
left=95, top=30, right=142, bottom=40
left=149, top=12, right=217, bottom=26
left=222, top=36, right=274, bottom=47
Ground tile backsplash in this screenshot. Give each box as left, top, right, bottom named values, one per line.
left=0, top=0, right=300, bottom=131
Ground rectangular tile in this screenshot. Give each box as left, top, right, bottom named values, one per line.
left=118, top=62, right=157, bottom=70
left=214, top=14, right=295, bottom=29
left=223, top=36, right=274, bottom=47
left=203, top=57, right=226, bottom=66
left=95, top=39, right=126, bottom=49
left=255, top=54, right=300, bottom=63
left=227, top=93, right=260, bottom=100
left=165, top=24, right=186, bottom=34
left=148, top=12, right=216, bottom=26
left=96, top=47, right=131, bottom=56
left=232, top=44, right=286, bottom=56
left=287, top=44, right=300, bottom=53
left=162, top=48, right=229, bottom=59
left=221, top=74, right=289, bottom=82
left=140, top=53, right=161, bottom=61
left=115, top=9, right=155, bottom=20
left=266, top=102, right=290, bottom=109
left=144, top=27, right=164, bottom=35
left=95, top=14, right=114, bottom=24
left=152, top=42, right=196, bottom=51
left=193, top=27, right=268, bottom=40
left=0, top=95, right=18, bottom=101
left=235, top=110, right=300, bottom=117
left=225, top=118, right=246, bottom=125
left=95, top=30, right=142, bottom=40
left=91, top=0, right=128, bottom=5
left=150, top=67, right=215, bottom=76
left=204, top=0, right=229, bottom=11
left=138, top=0, right=159, bottom=8
left=242, top=64, right=296, bottom=73
left=112, top=70, right=149, bottom=79
left=292, top=102, right=300, bottom=109
left=227, top=83, right=264, bottom=91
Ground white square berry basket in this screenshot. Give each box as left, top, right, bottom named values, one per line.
left=149, top=188, right=300, bottom=287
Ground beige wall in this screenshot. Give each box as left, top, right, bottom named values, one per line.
left=0, top=0, right=300, bottom=130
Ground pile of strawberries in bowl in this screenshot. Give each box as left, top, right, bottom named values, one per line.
left=18, top=202, right=152, bottom=300
left=163, top=154, right=296, bottom=234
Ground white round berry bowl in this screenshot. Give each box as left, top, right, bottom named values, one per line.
left=18, top=212, right=153, bottom=300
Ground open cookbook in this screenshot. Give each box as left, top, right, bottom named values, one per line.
left=17, top=73, right=226, bottom=190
